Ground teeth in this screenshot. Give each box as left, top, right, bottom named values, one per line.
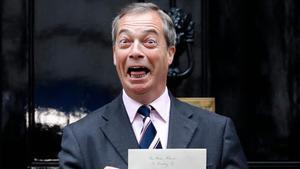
left=127, top=66, right=150, bottom=79
left=128, top=67, right=149, bottom=73
left=130, top=74, right=147, bottom=78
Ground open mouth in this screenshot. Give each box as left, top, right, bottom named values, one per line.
left=127, top=66, right=150, bottom=78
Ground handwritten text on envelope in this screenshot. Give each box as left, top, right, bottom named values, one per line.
left=128, top=149, right=206, bottom=169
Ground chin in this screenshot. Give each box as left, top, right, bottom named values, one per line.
left=125, top=84, right=149, bottom=95
left=131, top=87, right=148, bottom=95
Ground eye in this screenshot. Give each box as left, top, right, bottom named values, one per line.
left=144, top=38, right=157, bottom=48
left=118, top=38, right=132, bottom=48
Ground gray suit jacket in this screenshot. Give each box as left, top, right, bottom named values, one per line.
left=59, top=93, right=248, bottom=169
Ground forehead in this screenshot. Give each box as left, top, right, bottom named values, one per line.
left=117, top=11, right=163, bottom=34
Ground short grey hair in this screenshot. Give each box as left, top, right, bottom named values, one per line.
left=112, top=2, right=176, bottom=47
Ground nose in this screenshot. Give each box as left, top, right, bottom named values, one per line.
left=129, top=40, right=144, bottom=59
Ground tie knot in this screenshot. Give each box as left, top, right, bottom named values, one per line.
left=137, top=105, right=151, bottom=117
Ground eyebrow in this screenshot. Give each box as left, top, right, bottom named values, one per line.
left=118, top=28, right=159, bottom=37
left=143, top=29, right=159, bottom=35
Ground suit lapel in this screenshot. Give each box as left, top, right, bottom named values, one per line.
left=167, top=95, right=198, bottom=148
left=99, top=95, right=139, bottom=164
left=98, top=93, right=198, bottom=162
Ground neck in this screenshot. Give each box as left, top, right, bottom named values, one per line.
left=125, top=87, right=166, bottom=105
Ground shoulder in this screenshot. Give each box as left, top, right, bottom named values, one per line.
left=172, top=97, right=230, bottom=127
left=172, top=97, right=240, bottom=143
left=64, top=95, right=122, bottom=134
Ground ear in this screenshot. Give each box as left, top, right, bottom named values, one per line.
left=167, top=46, right=176, bottom=65
left=112, top=47, right=117, bottom=66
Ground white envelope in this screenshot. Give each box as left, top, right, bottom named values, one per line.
left=128, top=149, right=206, bottom=169
left=103, top=166, right=119, bottom=169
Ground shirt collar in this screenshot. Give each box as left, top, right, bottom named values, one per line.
left=149, top=88, right=170, bottom=122
left=122, top=90, right=142, bottom=123
left=122, top=87, right=170, bottom=123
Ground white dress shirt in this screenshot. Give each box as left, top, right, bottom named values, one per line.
left=122, top=87, right=170, bottom=149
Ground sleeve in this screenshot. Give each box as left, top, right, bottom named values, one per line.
left=58, top=126, right=84, bottom=169
left=222, top=118, right=249, bottom=169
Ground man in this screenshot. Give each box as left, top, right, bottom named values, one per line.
left=59, top=2, right=248, bottom=169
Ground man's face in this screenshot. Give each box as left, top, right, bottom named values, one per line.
left=113, top=11, right=175, bottom=102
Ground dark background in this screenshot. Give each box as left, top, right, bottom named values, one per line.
left=1, top=0, right=300, bottom=168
